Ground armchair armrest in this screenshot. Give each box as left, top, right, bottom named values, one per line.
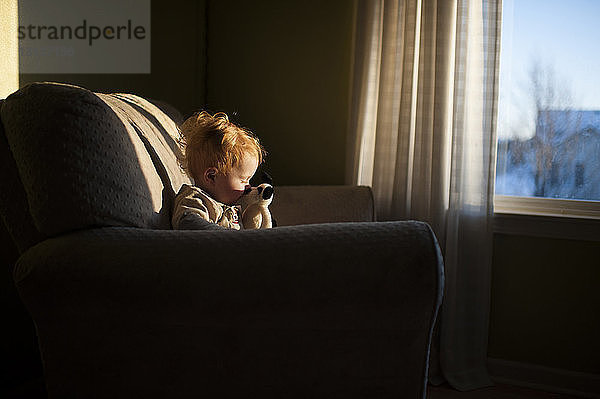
left=15, top=222, right=442, bottom=398
left=270, top=185, right=375, bottom=226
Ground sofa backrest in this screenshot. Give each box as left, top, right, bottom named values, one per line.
left=0, top=98, right=47, bottom=253
left=0, top=82, right=191, bottom=253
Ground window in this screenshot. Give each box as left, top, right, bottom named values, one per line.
left=575, top=163, right=584, bottom=188
left=494, top=0, right=600, bottom=219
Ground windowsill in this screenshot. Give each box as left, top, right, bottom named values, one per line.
left=494, top=195, right=600, bottom=219
left=493, top=196, right=600, bottom=241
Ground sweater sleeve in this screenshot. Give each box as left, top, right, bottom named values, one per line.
left=172, top=185, right=219, bottom=230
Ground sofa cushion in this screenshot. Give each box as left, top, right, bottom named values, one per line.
left=1, top=82, right=190, bottom=238
left=270, top=185, right=375, bottom=226
left=100, top=92, right=189, bottom=196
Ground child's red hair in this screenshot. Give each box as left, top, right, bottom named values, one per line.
left=178, top=111, right=265, bottom=182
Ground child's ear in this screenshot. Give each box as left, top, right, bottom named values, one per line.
left=204, top=167, right=218, bottom=184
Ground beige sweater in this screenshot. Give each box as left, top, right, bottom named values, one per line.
left=171, top=184, right=241, bottom=230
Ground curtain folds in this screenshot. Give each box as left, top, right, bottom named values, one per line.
left=347, top=0, right=502, bottom=391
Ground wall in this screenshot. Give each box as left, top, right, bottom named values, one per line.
left=18, top=0, right=206, bottom=118
left=489, top=233, right=600, bottom=375
left=18, top=0, right=356, bottom=186
left=0, top=0, right=19, bottom=98
left=205, top=0, right=355, bottom=185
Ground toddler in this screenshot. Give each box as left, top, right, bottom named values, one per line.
left=172, top=111, right=266, bottom=230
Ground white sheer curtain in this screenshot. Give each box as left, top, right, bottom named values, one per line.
left=347, top=0, right=501, bottom=391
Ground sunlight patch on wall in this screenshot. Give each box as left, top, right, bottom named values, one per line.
left=0, top=0, right=19, bottom=97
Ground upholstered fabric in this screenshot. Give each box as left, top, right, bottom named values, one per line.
left=148, top=98, right=185, bottom=125
left=270, top=185, right=375, bottom=226
left=0, top=99, right=46, bottom=253
left=98, top=92, right=191, bottom=227
left=1, top=82, right=190, bottom=238
left=15, top=222, right=443, bottom=398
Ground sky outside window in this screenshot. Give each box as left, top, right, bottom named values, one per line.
left=498, top=0, right=600, bottom=140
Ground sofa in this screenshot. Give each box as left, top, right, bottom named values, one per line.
left=1, top=82, right=444, bottom=398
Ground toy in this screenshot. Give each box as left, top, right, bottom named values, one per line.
left=237, top=183, right=274, bottom=229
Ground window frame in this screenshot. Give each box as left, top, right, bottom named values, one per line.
left=493, top=196, right=600, bottom=241
left=494, top=195, right=600, bottom=220
left=492, top=0, right=600, bottom=230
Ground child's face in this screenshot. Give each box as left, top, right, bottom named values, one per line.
left=208, top=152, right=259, bottom=205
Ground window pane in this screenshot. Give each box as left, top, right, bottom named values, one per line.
left=495, top=0, right=600, bottom=200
